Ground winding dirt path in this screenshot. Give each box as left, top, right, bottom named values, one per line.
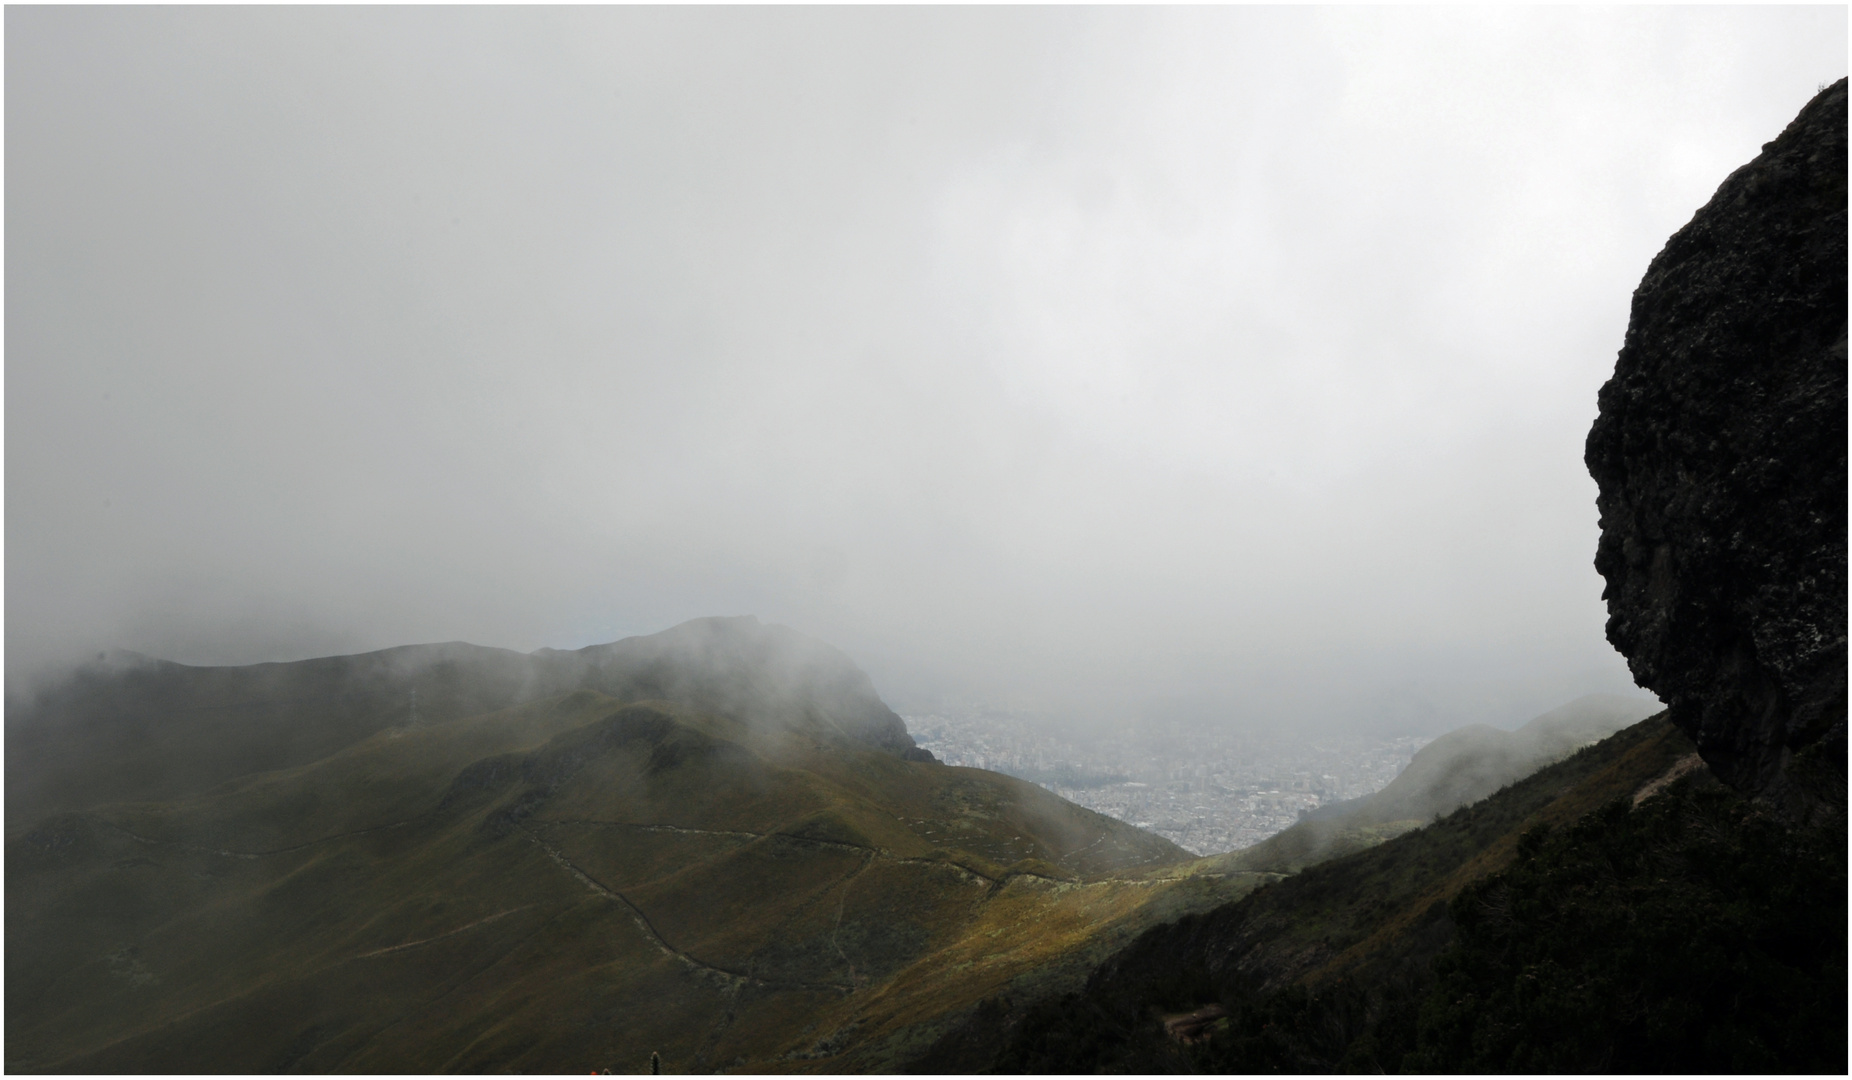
left=536, top=817, right=1010, bottom=888
left=354, top=906, right=535, bottom=959
left=515, top=825, right=855, bottom=995
left=828, top=852, right=879, bottom=989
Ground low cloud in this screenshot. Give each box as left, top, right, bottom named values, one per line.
left=8, top=7, right=1839, bottom=731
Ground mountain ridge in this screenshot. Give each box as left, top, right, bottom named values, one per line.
left=6, top=616, right=922, bottom=820
left=8, top=622, right=1283, bottom=1073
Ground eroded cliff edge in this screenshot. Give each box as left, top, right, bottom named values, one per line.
left=1587, top=78, right=1847, bottom=820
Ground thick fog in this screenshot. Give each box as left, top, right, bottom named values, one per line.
left=7, top=8, right=1844, bottom=733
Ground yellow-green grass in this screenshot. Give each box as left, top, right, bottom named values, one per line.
left=8, top=691, right=1254, bottom=1073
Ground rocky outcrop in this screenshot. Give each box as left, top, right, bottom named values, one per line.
left=1586, top=79, right=1847, bottom=818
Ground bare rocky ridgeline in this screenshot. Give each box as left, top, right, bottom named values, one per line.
left=1586, top=77, right=1847, bottom=821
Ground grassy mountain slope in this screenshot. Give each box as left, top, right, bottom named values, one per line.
left=6, top=641, right=539, bottom=818
left=1197, top=693, right=1660, bottom=879
left=7, top=680, right=1271, bottom=1073
left=6, top=616, right=918, bottom=819
left=914, top=711, right=1806, bottom=1070
left=1353, top=693, right=1657, bottom=825
left=3, top=627, right=1744, bottom=1073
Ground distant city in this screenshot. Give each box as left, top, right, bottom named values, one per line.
left=906, top=707, right=1431, bottom=856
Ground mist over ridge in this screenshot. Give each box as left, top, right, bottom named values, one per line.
left=8, top=8, right=1841, bottom=735
left=7, top=39, right=1841, bottom=1072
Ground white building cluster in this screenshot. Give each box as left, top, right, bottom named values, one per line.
left=907, top=706, right=1429, bottom=856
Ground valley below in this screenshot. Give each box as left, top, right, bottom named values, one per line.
left=908, top=707, right=1437, bottom=855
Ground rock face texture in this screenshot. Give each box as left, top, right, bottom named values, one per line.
left=1586, top=79, right=1847, bottom=818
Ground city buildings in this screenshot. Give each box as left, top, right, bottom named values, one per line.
left=907, top=707, right=1430, bottom=855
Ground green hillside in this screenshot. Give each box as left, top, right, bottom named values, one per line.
left=1196, top=692, right=1661, bottom=878
left=12, top=623, right=1829, bottom=1074
left=6, top=616, right=920, bottom=819
left=6, top=627, right=1275, bottom=1073
left=931, top=713, right=1845, bottom=1072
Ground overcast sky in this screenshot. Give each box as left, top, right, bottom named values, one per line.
left=7, top=7, right=1845, bottom=733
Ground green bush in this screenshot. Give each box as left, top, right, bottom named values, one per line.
left=1407, top=784, right=1846, bottom=1073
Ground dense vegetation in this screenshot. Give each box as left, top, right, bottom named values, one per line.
left=1410, top=784, right=1845, bottom=1073
left=988, top=776, right=1847, bottom=1073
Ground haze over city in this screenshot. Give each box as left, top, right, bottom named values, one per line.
left=9, top=7, right=1844, bottom=737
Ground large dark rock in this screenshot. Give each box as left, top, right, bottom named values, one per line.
left=1586, top=79, right=1847, bottom=818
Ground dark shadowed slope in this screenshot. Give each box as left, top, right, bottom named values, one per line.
left=967, top=717, right=1842, bottom=1073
